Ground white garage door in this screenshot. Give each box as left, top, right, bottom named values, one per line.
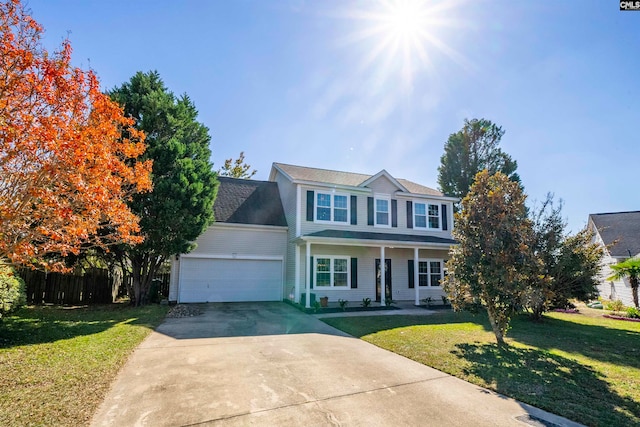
left=179, top=258, right=283, bottom=303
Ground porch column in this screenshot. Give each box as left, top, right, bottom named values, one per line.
left=305, top=241, right=311, bottom=308
left=380, top=245, right=386, bottom=306
left=414, top=247, right=420, bottom=306
left=294, top=245, right=300, bottom=303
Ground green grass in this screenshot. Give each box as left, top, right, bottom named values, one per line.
left=322, top=310, right=640, bottom=426
left=0, top=303, right=168, bottom=427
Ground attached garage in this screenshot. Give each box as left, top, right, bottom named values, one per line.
left=178, top=257, right=283, bottom=303
left=169, top=177, right=289, bottom=304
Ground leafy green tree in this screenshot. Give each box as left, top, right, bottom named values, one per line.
left=109, top=71, right=218, bottom=305
left=608, top=257, right=640, bottom=308
left=437, top=118, right=520, bottom=199
left=0, top=264, right=26, bottom=320
left=218, top=151, right=257, bottom=179
left=525, top=195, right=605, bottom=320
left=443, top=170, right=535, bottom=344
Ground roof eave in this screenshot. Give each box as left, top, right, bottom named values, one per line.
left=296, top=235, right=456, bottom=249
left=395, top=192, right=458, bottom=202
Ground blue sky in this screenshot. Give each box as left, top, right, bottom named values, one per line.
left=27, top=0, right=639, bottom=232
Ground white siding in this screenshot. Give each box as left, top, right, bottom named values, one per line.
left=597, top=254, right=635, bottom=307
left=190, top=226, right=286, bottom=257
left=273, top=171, right=299, bottom=299
left=299, top=185, right=454, bottom=240
left=298, top=245, right=449, bottom=303
left=168, top=224, right=287, bottom=302
left=366, top=175, right=401, bottom=194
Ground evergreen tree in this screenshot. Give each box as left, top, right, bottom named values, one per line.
left=437, top=118, right=520, bottom=199
left=110, top=71, right=218, bottom=305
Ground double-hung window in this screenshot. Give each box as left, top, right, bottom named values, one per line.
left=316, top=192, right=348, bottom=223
left=417, top=260, right=443, bottom=287
left=375, top=197, right=390, bottom=227
left=315, top=256, right=349, bottom=288
left=414, top=202, right=440, bottom=230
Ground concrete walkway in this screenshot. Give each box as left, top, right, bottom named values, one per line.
left=91, top=302, right=583, bottom=427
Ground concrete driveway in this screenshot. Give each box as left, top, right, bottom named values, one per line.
left=91, top=302, right=581, bottom=427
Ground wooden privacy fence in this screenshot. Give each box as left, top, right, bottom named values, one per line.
left=21, top=269, right=172, bottom=305
left=21, top=268, right=115, bottom=305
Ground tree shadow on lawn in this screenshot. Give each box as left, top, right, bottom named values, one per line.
left=0, top=304, right=160, bottom=348
left=322, top=311, right=494, bottom=338
left=453, top=343, right=640, bottom=426
left=508, top=315, right=640, bottom=370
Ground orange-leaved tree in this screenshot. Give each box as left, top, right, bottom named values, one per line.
left=0, top=0, right=152, bottom=271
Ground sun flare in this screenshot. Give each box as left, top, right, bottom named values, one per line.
left=343, top=0, right=469, bottom=88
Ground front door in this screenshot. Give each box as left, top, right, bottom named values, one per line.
left=375, top=258, right=392, bottom=302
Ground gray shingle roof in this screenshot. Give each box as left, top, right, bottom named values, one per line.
left=305, top=230, right=457, bottom=245
left=274, top=163, right=443, bottom=197
left=590, top=211, right=640, bottom=258
left=214, top=177, right=287, bottom=227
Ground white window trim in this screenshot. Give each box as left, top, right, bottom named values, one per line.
left=314, top=191, right=350, bottom=224
left=413, top=201, right=442, bottom=231
left=374, top=195, right=391, bottom=228
left=417, top=258, right=444, bottom=287
left=314, top=255, right=351, bottom=289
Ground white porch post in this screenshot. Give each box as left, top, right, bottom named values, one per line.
left=305, top=241, right=311, bottom=308
left=380, top=245, right=386, bottom=306
left=294, top=245, right=300, bottom=303
left=414, top=247, right=420, bottom=306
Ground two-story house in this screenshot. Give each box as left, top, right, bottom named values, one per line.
left=168, top=163, right=457, bottom=306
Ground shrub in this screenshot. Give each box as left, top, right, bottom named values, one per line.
left=0, top=265, right=27, bottom=319
left=338, top=299, right=349, bottom=311
left=605, top=300, right=625, bottom=312
left=422, top=297, right=433, bottom=307
left=361, top=297, right=371, bottom=308
left=384, top=298, right=396, bottom=307
left=626, top=307, right=640, bottom=319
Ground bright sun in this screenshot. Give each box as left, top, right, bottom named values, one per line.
left=343, top=0, right=468, bottom=88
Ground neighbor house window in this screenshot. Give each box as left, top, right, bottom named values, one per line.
left=414, top=202, right=440, bottom=229
left=316, top=192, right=349, bottom=223
left=315, top=256, right=350, bottom=288
left=418, top=260, right=443, bottom=286
left=375, top=197, right=390, bottom=226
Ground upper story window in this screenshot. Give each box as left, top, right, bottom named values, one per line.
left=375, top=197, right=390, bottom=227
left=316, top=192, right=348, bottom=223
left=414, top=202, right=441, bottom=230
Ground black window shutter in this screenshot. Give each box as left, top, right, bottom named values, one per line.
left=391, top=199, right=398, bottom=227
left=406, top=201, right=413, bottom=229
left=408, top=260, right=414, bottom=289
left=367, top=197, right=374, bottom=226
left=442, top=204, right=448, bottom=231
left=309, top=256, right=314, bottom=289
left=351, top=258, right=358, bottom=288
left=306, top=191, right=314, bottom=221
left=350, top=195, right=357, bottom=225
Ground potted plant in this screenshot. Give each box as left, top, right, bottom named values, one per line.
left=320, top=296, right=329, bottom=307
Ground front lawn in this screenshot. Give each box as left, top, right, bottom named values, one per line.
left=322, top=311, right=640, bottom=426
left=0, top=304, right=168, bottom=426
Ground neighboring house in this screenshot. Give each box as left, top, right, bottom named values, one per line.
left=589, top=211, right=640, bottom=307
left=169, top=163, right=458, bottom=306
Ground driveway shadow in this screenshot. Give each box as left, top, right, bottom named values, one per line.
left=154, top=302, right=351, bottom=340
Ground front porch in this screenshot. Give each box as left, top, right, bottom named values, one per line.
left=292, top=231, right=456, bottom=308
